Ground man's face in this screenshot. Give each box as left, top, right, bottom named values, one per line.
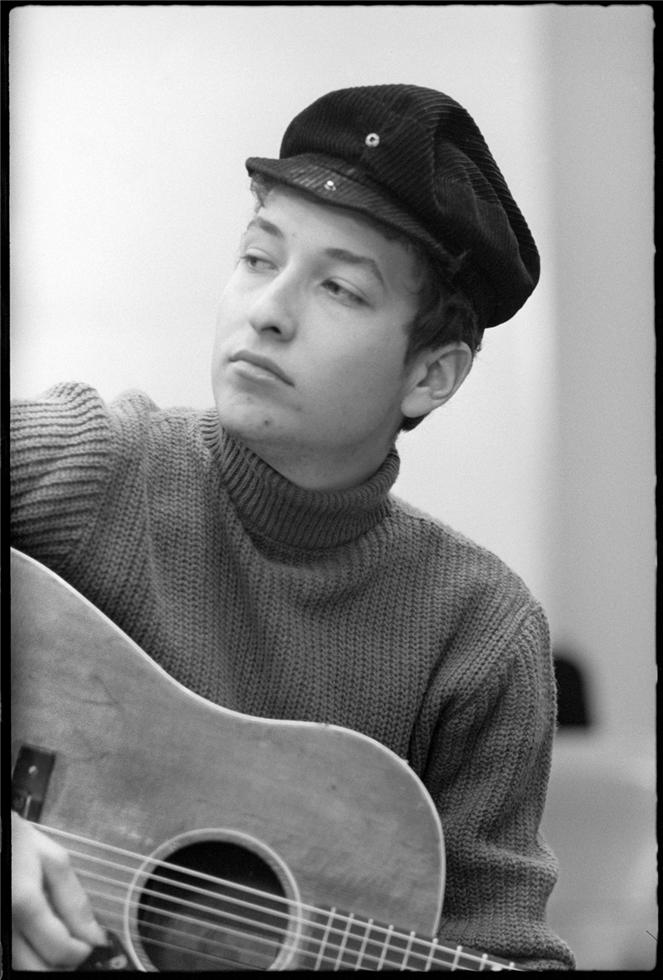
left=211, top=185, right=423, bottom=488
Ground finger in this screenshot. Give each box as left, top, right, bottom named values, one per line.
left=13, top=840, right=100, bottom=967
left=13, top=901, right=94, bottom=969
left=12, top=813, right=105, bottom=964
left=42, top=848, right=107, bottom=947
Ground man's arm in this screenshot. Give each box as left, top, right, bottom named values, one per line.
left=420, top=603, right=575, bottom=969
left=11, top=384, right=115, bottom=967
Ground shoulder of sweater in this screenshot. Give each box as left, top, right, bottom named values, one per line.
left=108, top=386, right=202, bottom=425
left=13, top=381, right=167, bottom=424
left=11, top=380, right=113, bottom=455
left=388, top=491, right=545, bottom=621
left=13, top=381, right=213, bottom=466
left=390, top=497, right=552, bottom=709
left=103, top=387, right=213, bottom=455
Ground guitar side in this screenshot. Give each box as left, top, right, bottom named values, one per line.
left=10, top=549, right=445, bottom=969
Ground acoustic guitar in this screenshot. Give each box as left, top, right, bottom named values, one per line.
left=10, top=548, right=521, bottom=971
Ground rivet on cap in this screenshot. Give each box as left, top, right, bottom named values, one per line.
left=365, top=132, right=380, bottom=148
left=323, top=179, right=336, bottom=191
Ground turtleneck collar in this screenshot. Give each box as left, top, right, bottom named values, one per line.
left=201, top=413, right=400, bottom=550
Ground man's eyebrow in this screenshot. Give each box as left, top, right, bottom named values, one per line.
left=323, top=248, right=385, bottom=288
left=243, top=215, right=284, bottom=239
left=242, top=221, right=386, bottom=288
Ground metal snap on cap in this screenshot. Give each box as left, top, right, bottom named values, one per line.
left=323, top=179, right=336, bottom=191
left=365, top=132, right=380, bottom=148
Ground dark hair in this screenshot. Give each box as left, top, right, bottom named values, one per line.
left=396, top=240, right=483, bottom=430
left=249, top=175, right=483, bottom=431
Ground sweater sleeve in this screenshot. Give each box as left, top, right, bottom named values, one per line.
left=420, top=601, right=575, bottom=970
left=10, top=383, right=114, bottom=571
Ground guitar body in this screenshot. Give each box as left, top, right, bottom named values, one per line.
left=10, top=549, right=446, bottom=971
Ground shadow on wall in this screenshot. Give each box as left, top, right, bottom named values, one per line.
left=544, top=655, right=657, bottom=970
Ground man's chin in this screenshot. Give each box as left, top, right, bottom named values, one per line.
left=215, top=404, right=286, bottom=445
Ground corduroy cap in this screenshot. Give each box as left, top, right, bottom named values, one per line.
left=246, top=84, right=539, bottom=330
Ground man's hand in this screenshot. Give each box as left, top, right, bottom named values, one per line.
left=12, top=810, right=107, bottom=969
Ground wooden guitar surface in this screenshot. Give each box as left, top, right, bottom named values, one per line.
left=10, top=549, right=446, bottom=970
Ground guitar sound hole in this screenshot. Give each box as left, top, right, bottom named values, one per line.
left=135, top=840, right=290, bottom=971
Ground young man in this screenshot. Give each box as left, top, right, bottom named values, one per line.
left=11, top=84, right=575, bottom=969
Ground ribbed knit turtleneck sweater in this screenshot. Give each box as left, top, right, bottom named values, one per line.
left=10, top=383, right=574, bottom=969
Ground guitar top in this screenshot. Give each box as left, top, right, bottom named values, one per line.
left=10, top=549, right=520, bottom=971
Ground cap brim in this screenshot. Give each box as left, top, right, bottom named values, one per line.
left=246, top=153, right=445, bottom=261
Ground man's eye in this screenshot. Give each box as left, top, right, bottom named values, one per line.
left=323, top=280, right=365, bottom=305
left=240, top=253, right=273, bottom=272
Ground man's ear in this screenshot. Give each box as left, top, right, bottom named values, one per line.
left=401, top=342, right=473, bottom=421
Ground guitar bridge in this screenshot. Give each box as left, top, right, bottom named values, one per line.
left=11, top=744, right=56, bottom=822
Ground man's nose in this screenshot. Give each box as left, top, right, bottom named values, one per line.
left=248, top=274, right=298, bottom=341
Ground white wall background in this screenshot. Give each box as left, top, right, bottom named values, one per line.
left=9, top=3, right=656, bottom=969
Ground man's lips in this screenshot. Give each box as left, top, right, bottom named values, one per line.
left=229, top=350, right=294, bottom=386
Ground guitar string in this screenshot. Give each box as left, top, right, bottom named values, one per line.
left=90, top=879, right=479, bottom=974
left=82, top=879, right=457, bottom=973
left=84, top=893, right=477, bottom=974
left=91, top=902, right=276, bottom=972
left=79, top=860, right=508, bottom=973
left=73, top=856, right=300, bottom=934
left=72, top=854, right=482, bottom=973
left=84, top=899, right=281, bottom=972
left=48, top=824, right=451, bottom=960
left=69, top=847, right=298, bottom=923
left=69, top=849, right=513, bottom=972
left=83, top=893, right=310, bottom=972
left=72, top=850, right=360, bottom=967
left=81, top=875, right=295, bottom=965
left=73, top=851, right=511, bottom=973
left=80, top=860, right=489, bottom=974
left=41, top=825, right=518, bottom=972
left=88, top=899, right=478, bottom=975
